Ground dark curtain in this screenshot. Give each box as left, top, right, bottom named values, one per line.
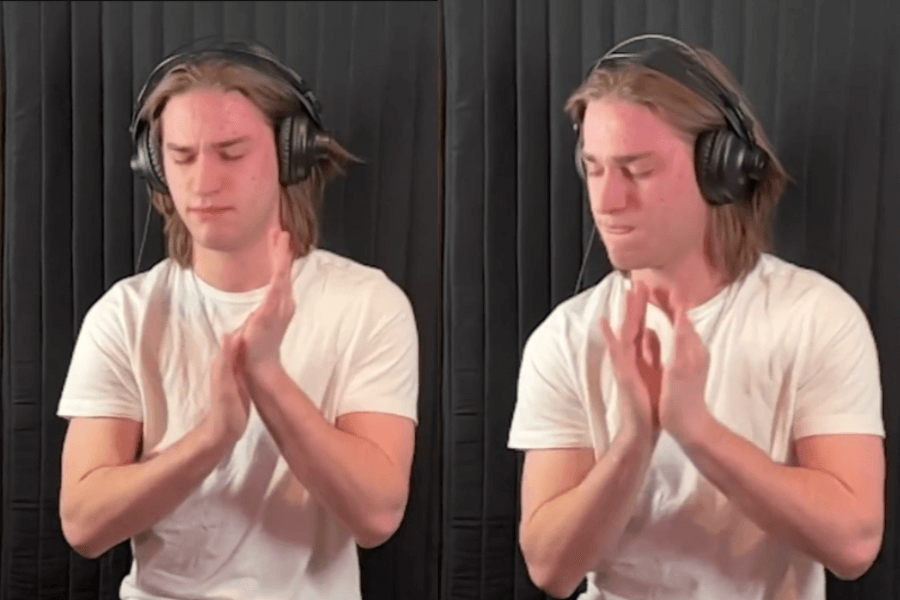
left=441, top=1, right=900, bottom=599
left=0, top=2, right=440, bottom=600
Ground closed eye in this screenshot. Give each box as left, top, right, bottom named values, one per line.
left=168, top=152, right=245, bottom=164
left=628, top=168, right=654, bottom=179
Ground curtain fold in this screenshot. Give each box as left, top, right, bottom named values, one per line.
left=442, top=0, right=900, bottom=598
left=1, top=2, right=440, bottom=599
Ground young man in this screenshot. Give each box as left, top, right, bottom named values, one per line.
left=509, top=34, right=885, bottom=600
left=57, top=39, right=419, bottom=600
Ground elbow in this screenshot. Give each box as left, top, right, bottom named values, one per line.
left=828, top=542, right=882, bottom=581
left=61, top=517, right=108, bottom=560
left=355, top=504, right=407, bottom=549
left=827, top=523, right=883, bottom=581
left=828, top=553, right=877, bottom=581
left=60, top=502, right=111, bottom=560
left=526, top=565, right=580, bottom=600
left=520, top=531, right=581, bottom=599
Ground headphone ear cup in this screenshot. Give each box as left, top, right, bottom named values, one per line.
left=696, top=128, right=741, bottom=206
left=575, top=145, right=586, bottom=180
left=695, top=129, right=720, bottom=204
left=278, top=115, right=296, bottom=185
left=696, top=128, right=766, bottom=206
left=146, top=134, right=168, bottom=194
left=131, top=125, right=169, bottom=195
left=278, top=113, right=331, bottom=185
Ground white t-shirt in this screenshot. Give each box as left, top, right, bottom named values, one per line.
left=58, top=249, right=419, bottom=600
left=508, top=253, right=884, bottom=600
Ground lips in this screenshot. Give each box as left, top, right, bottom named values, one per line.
left=189, top=206, right=232, bottom=215
left=602, top=224, right=635, bottom=234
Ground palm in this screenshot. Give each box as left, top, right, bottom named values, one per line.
left=635, top=329, right=662, bottom=426
left=238, top=230, right=295, bottom=370
left=600, top=281, right=662, bottom=432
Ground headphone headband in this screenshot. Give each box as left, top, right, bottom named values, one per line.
left=129, top=36, right=324, bottom=142
left=587, top=34, right=756, bottom=149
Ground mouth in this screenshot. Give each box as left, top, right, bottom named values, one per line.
left=601, top=224, right=635, bottom=235
left=189, top=206, right=233, bottom=216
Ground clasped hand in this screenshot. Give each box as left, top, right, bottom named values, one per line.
left=599, top=281, right=711, bottom=442
left=207, top=229, right=296, bottom=444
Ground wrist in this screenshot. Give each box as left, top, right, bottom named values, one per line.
left=196, top=415, right=237, bottom=457
left=246, top=360, right=287, bottom=395
left=669, top=406, right=717, bottom=450
left=614, top=419, right=658, bottom=458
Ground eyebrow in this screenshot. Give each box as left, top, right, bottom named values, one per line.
left=165, top=136, right=251, bottom=153
left=582, top=151, right=655, bottom=165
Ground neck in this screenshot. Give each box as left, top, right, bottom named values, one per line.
left=630, top=251, right=729, bottom=320
left=191, top=239, right=275, bottom=293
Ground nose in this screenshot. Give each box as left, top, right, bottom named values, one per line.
left=190, top=151, right=225, bottom=197
left=589, top=169, right=628, bottom=215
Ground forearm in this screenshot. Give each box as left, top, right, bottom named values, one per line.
left=61, top=421, right=228, bottom=558
left=521, top=426, right=656, bottom=598
left=247, top=364, right=407, bottom=548
left=678, top=414, right=881, bottom=578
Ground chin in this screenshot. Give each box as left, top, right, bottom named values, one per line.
left=191, top=232, right=243, bottom=253
left=606, top=250, right=648, bottom=272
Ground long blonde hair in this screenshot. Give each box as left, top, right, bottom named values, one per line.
left=565, top=47, right=790, bottom=283
left=137, top=57, right=359, bottom=266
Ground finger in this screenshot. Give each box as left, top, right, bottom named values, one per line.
left=622, top=280, right=649, bottom=345
left=278, top=234, right=294, bottom=291
left=235, top=373, right=252, bottom=404
left=221, top=333, right=234, bottom=356
left=231, top=335, right=245, bottom=368
left=263, top=233, right=290, bottom=300
left=634, top=281, right=649, bottom=342
left=640, top=326, right=656, bottom=368
left=674, top=302, right=696, bottom=345
left=216, top=334, right=238, bottom=383
left=599, top=317, right=620, bottom=358
left=274, top=233, right=295, bottom=314
left=280, top=230, right=292, bottom=267
left=643, top=328, right=662, bottom=371
left=271, top=230, right=292, bottom=279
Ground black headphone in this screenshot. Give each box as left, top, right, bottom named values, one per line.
left=574, top=34, right=769, bottom=206
left=129, top=36, right=332, bottom=195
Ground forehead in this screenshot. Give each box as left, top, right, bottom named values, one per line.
left=580, top=96, right=684, bottom=156
left=160, top=87, right=269, bottom=142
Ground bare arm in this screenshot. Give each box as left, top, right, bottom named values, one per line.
left=60, top=332, right=250, bottom=559
left=59, top=416, right=230, bottom=558
left=658, top=293, right=885, bottom=580
left=678, top=418, right=884, bottom=580
left=519, top=424, right=655, bottom=599
left=518, top=281, right=665, bottom=597
left=246, top=363, right=415, bottom=549
left=233, top=230, right=417, bottom=549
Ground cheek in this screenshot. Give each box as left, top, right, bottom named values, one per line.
left=648, top=166, right=707, bottom=231
left=249, top=144, right=279, bottom=188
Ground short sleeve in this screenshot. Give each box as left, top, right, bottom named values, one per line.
left=792, top=284, right=884, bottom=439
left=57, top=288, right=143, bottom=422
left=508, top=311, right=593, bottom=450
left=335, top=274, right=419, bottom=424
